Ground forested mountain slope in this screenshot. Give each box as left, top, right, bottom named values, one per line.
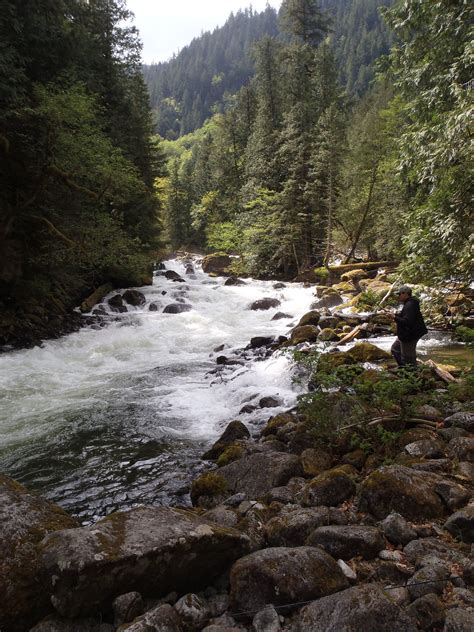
left=143, top=0, right=394, bottom=138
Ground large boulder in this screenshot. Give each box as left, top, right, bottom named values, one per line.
left=264, top=507, right=347, bottom=547
left=444, top=412, right=474, bottom=433
left=297, top=311, right=321, bottom=327
left=38, top=507, right=250, bottom=618
left=290, top=325, right=319, bottom=345
left=122, top=290, right=146, bottom=307
left=305, top=525, right=385, bottom=560
left=292, top=584, right=417, bottom=631
left=164, top=270, right=185, bottom=282
left=202, top=253, right=232, bottom=275
left=358, top=465, right=447, bottom=520
left=300, top=468, right=356, bottom=507
left=248, top=298, right=281, bottom=311
left=163, top=303, right=192, bottom=314
left=202, top=421, right=250, bottom=461
left=0, top=474, right=79, bottom=632
left=229, top=547, right=348, bottom=614
left=347, top=342, right=391, bottom=362
left=212, top=452, right=302, bottom=500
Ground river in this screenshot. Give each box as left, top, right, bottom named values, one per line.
left=0, top=258, right=465, bottom=523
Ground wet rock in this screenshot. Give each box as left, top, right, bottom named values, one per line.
left=229, top=546, right=348, bottom=614
left=313, top=293, right=343, bottom=309
left=30, top=616, right=113, bottom=631
left=202, top=421, right=250, bottom=461
left=264, top=507, right=347, bottom=547
left=108, top=294, right=127, bottom=312
left=113, top=592, right=144, bottom=627
left=348, top=342, right=391, bottom=362
left=249, top=336, right=275, bottom=349
left=306, top=525, right=385, bottom=560
left=174, top=593, right=210, bottom=629
left=444, top=507, right=474, bottom=543
left=407, top=563, right=451, bottom=600
left=404, top=439, right=446, bottom=459
left=448, top=437, right=474, bottom=462
left=444, top=412, right=474, bottom=433
left=239, top=404, right=257, bottom=414
left=165, top=270, right=185, bottom=282
left=300, top=468, right=356, bottom=507
left=202, top=254, right=232, bottom=274
left=290, top=325, right=319, bottom=344
left=185, top=264, right=195, bottom=275
left=122, top=290, right=146, bottom=307
left=318, top=327, right=339, bottom=341
left=249, top=298, right=281, bottom=311
left=406, top=593, right=445, bottom=630
left=0, top=474, right=79, bottom=632
left=358, top=465, right=446, bottom=520
left=297, top=310, right=321, bottom=327
left=293, top=584, right=417, bottom=631
left=252, top=605, right=281, bottom=632
left=120, top=603, right=183, bottom=631
left=215, top=452, right=302, bottom=499
left=318, top=315, right=339, bottom=329
left=149, top=302, right=160, bottom=311
left=443, top=608, right=474, bottom=631
left=273, top=282, right=286, bottom=289
left=39, top=507, right=250, bottom=618
left=301, top=448, right=332, bottom=477
left=163, top=303, right=192, bottom=314
left=259, top=396, right=283, bottom=408
left=224, top=276, right=246, bottom=286
left=379, top=512, right=418, bottom=546
left=271, top=312, right=292, bottom=321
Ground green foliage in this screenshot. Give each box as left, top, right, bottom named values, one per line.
left=448, top=369, right=474, bottom=404
left=453, top=326, right=474, bottom=346
left=206, top=222, right=241, bottom=253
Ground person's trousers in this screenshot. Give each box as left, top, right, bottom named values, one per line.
left=391, top=338, right=419, bottom=366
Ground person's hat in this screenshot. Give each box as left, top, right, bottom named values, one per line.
left=397, top=285, right=412, bottom=295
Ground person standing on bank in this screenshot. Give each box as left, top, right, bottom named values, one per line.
left=391, top=285, right=428, bottom=366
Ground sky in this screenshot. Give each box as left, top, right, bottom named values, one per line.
left=127, top=0, right=282, bottom=64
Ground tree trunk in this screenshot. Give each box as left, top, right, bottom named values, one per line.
left=344, top=164, right=378, bottom=263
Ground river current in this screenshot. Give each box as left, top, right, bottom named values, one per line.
left=0, top=259, right=459, bottom=523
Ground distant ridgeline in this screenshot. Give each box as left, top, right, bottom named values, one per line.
left=143, top=0, right=394, bottom=138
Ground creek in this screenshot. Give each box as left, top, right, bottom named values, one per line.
left=0, top=259, right=466, bottom=523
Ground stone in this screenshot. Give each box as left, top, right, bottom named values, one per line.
left=445, top=507, right=474, bottom=543
left=342, top=449, right=366, bottom=470
left=271, top=312, right=292, bottom=321
left=404, top=538, right=472, bottom=570
left=148, top=302, right=160, bottom=311
left=453, top=588, right=474, bottom=606
left=313, top=293, right=343, bottom=309
left=202, top=253, right=232, bottom=274
left=249, top=336, right=275, bottom=349
left=406, top=593, right=445, bottom=630
left=0, top=474, right=79, bottom=632
left=455, top=462, right=474, bottom=479
left=337, top=559, right=357, bottom=581
left=318, top=327, right=339, bottom=342
left=379, top=512, right=417, bottom=546
left=214, top=452, right=302, bottom=500
left=448, top=437, right=474, bottom=462
left=113, top=592, right=144, bottom=627
left=435, top=480, right=471, bottom=511
left=207, top=594, right=230, bottom=618
left=174, top=593, right=210, bottom=629
left=300, top=468, right=356, bottom=507
left=165, top=270, right=185, bottom=281
left=289, top=325, right=319, bottom=344
left=444, top=412, right=474, bottom=433
left=259, top=396, right=283, bottom=408
left=407, top=564, right=451, bottom=600
left=358, top=465, right=446, bottom=520
left=252, top=605, right=281, bottom=632
left=163, top=303, right=192, bottom=314
left=119, top=603, right=182, bottom=631
left=348, top=342, right=391, bottom=362
left=229, top=547, right=348, bottom=614
left=293, top=584, right=417, bottom=631
left=202, top=421, right=250, bottom=461
left=318, top=315, right=339, bottom=329
left=249, top=298, right=281, bottom=311
left=404, top=439, right=446, bottom=459
left=30, top=617, right=113, bottom=631
left=443, top=607, right=474, bottom=631
left=300, top=448, right=332, bottom=477
left=224, top=276, right=246, bottom=286
left=38, top=507, right=250, bottom=618
left=203, top=507, right=239, bottom=529
left=306, top=525, right=385, bottom=560
left=341, top=269, right=369, bottom=282
left=122, top=290, right=146, bottom=307
left=264, top=507, right=347, bottom=547
left=297, top=310, right=321, bottom=327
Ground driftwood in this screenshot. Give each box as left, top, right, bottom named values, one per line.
left=335, top=323, right=368, bottom=346
left=328, top=260, right=399, bottom=274
left=422, top=359, right=459, bottom=383
left=80, top=283, right=113, bottom=313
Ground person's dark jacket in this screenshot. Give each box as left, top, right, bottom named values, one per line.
left=395, top=297, right=428, bottom=342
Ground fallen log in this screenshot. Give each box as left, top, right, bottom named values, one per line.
left=328, top=260, right=399, bottom=274
left=80, top=283, right=113, bottom=313
left=422, top=359, right=459, bottom=383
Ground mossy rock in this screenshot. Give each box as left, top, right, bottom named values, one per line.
left=216, top=444, right=245, bottom=467
left=300, top=468, right=356, bottom=507
left=317, top=351, right=357, bottom=373
left=298, top=310, right=321, bottom=327
left=347, top=342, right=391, bottom=363
left=318, top=328, right=339, bottom=342
left=291, top=325, right=319, bottom=344
left=341, top=269, right=369, bottom=282
left=262, top=413, right=296, bottom=437
left=332, top=282, right=358, bottom=295
left=190, top=472, right=228, bottom=506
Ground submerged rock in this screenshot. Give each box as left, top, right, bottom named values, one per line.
left=163, top=303, right=192, bottom=314
left=38, top=507, right=250, bottom=618
left=248, top=298, right=281, bottom=311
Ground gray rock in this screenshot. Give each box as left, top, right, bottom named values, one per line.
left=120, top=603, right=183, bottom=631
left=313, top=293, right=343, bottom=309
left=113, top=592, right=144, bottom=627
left=444, top=412, right=474, bottom=433
left=264, top=507, right=347, bottom=547
left=0, top=474, right=78, bottom=632
left=122, top=290, right=146, bottom=307
left=453, top=588, right=474, bottom=606
left=299, top=468, right=356, bottom=507
left=203, top=507, right=239, bottom=529
left=404, top=439, right=446, bottom=458
left=379, top=512, right=418, bottom=546
left=249, top=298, right=281, bottom=311
left=404, top=538, right=472, bottom=571
left=174, top=593, right=210, bottom=629
left=435, top=480, right=471, bottom=511
left=407, top=563, right=451, bottom=599
left=39, top=507, right=250, bottom=618
left=252, top=605, right=281, bottom=631
left=249, top=336, right=275, bottom=349
left=445, top=507, right=474, bottom=543
left=207, top=594, right=230, bottom=618
left=271, top=312, right=292, bottom=321
left=216, top=452, right=302, bottom=499
left=30, top=617, right=113, bottom=632
left=293, top=584, right=417, bottom=631
left=224, top=276, right=246, bottom=286
left=443, top=608, right=474, bottom=631
left=165, top=270, right=185, bottom=281
left=229, top=546, right=348, bottom=614
left=163, top=303, right=192, bottom=313
left=259, top=396, right=283, bottom=408
left=306, top=525, right=385, bottom=560
left=406, top=593, right=445, bottom=630
left=448, top=437, right=474, bottom=462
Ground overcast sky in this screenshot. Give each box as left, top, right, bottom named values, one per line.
left=127, top=0, right=282, bottom=64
